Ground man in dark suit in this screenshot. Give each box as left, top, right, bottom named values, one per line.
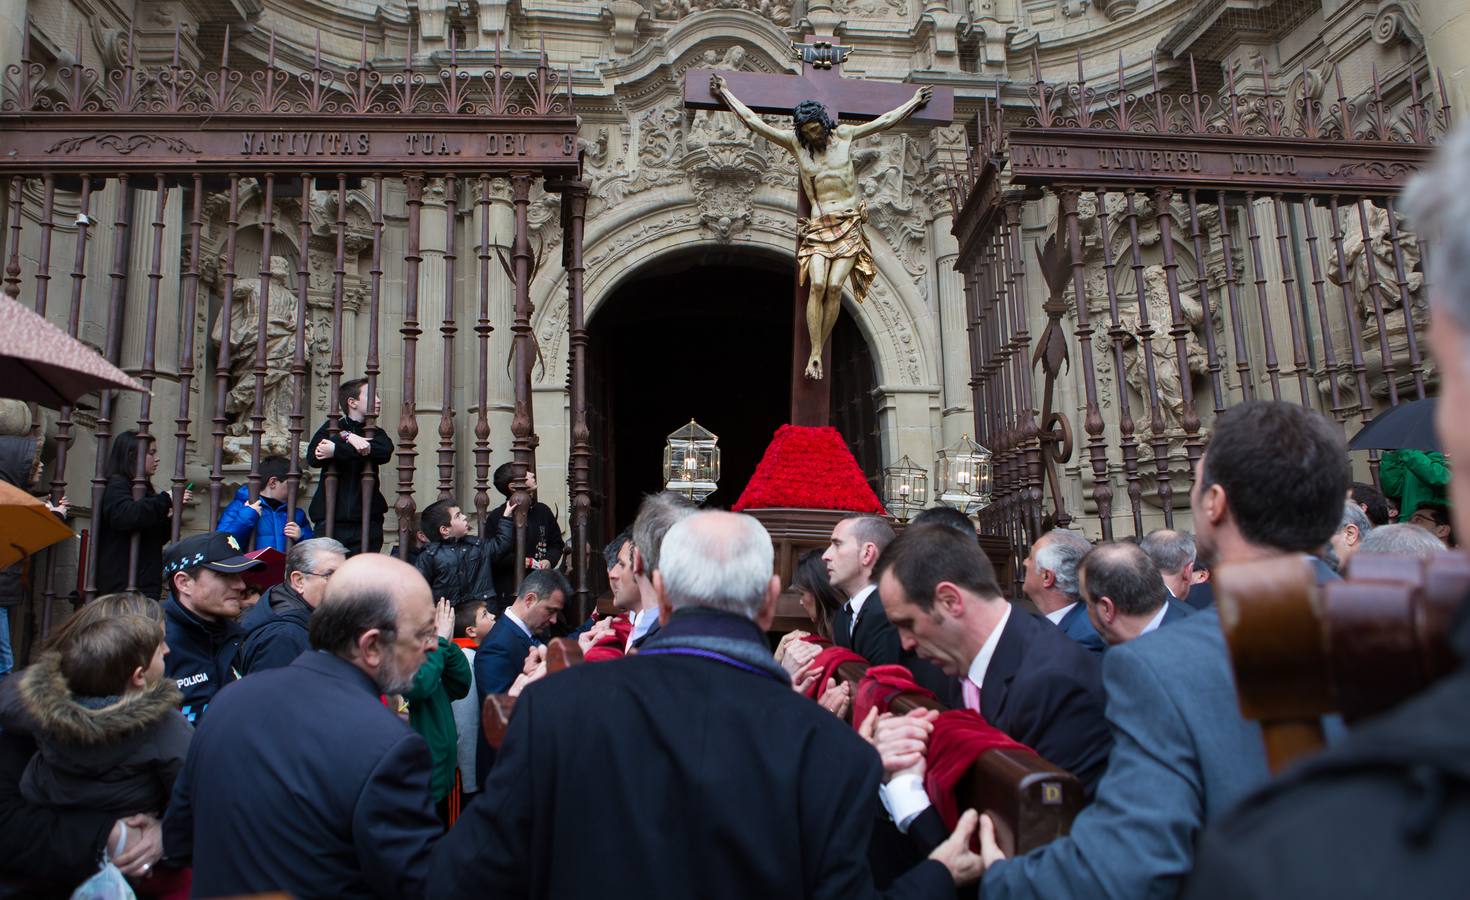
left=162, top=553, right=441, bottom=899
left=870, top=524, right=1111, bottom=849
left=1077, top=541, right=1190, bottom=646
left=1022, top=528, right=1105, bottom=655
left=1139, top=529, right=1197, bottom=602
left=472, top=568, right=568, bottom=785
left=431, top=510, right=983, bottom=899
left=955, top=400, right=1352, bottom=898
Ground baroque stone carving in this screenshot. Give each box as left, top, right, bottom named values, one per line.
left=1117, top=265, right=1208, bottom=436
left=210, top=256, right=304, bottom=462
left=1328, top=202, right=1431, bottom=399
left=838, top=0, right=909, bottom=16
left=652, top=0, right=792, bottom=23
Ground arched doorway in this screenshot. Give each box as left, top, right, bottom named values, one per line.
left=586, top=250, right=879, bottom=538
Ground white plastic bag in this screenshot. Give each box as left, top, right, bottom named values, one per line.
left=70, top=819, right=138, bottom=900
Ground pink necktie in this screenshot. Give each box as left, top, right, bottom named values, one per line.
left=961, top=677, right=981, bottom=713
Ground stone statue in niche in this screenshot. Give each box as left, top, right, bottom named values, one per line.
left=211, top=255, right=302, bottom=462
left=1117, top=264, right=1208, bottom=436
left=1328, top=203, right=1430, bottom=399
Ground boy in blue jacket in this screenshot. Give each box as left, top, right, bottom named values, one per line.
left=217, top=456, right=314, bottom=552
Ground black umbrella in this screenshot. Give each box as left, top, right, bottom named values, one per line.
left=1348, top=397, right=1440, bottom=453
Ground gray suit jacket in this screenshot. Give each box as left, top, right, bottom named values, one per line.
left=980, top=607, right=1271, bottom=900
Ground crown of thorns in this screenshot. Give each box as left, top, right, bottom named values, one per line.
left=792, top=100, right=836, bottom=133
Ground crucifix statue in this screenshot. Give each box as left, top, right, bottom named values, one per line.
left=686, top=40, right=952, bottom=422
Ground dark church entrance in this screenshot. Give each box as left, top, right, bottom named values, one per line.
left=586, top=249, right=880, bottom=549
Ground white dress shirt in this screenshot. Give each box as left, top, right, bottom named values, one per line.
left=628, top=607, right=658, bottom=649
left=879, top=603, right=1012, bottom=832
left=845, top=584, right=878, bottom=636
left=1140, top=602, right=1170, bottom=636
left=504, top=608, right=536, bottom=643
left=1044, top=601, right=1076, bottom=626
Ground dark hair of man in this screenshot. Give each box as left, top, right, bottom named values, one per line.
left=492, top=461, right=518, bottom=498
left=106, top=430, right=149, bottom=482
left=790, top=548, right=846, bottom=639
left=57, top=613, right=162, bottom=697
left=873, top=523, right=1001, bottom=613
left=792, top=99, right=836, bottom=155
left=258, top=455, right=290, bottom=484
left=1198, top=401, right=1349, bottom=554
left=338, top=377, right=368, bottom=416
left=309, top=583, right=399, bottom=657
left=517, top=567, right=572, bottom=604
left=1350, top=482, right=1391, bottom=527
left=631, top=491, right=697, bottom=577
left=1078, top=542, right=1167, bottom=618
left=910, top=505, right=976, bottom=537
left=421, top=498, right=458, bottom=540
left=454, top=600, right=486, bottom=639
left=1414, top=501, right=1454, bottom=544
left=841, top=514, right=896, bottom=559
left=603, top=529, right=631, bottom=571
left=169, top=566, right=205, bottom=599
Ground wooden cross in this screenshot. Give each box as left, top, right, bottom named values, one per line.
left=685, top=38, right=954, bottom=426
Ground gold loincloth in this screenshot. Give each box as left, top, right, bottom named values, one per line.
left=797, top=202, right=876, bottom=304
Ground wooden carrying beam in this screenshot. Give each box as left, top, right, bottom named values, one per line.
left=832, top=661, right=1083, bottom=856
left=1214, top=551, right=1470, bottom=773
left=481, top=637, right=585, bottom=750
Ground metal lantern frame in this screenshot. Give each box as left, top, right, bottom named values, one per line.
left=934, top=433, right=993, bottom=515
left=663, top=418, right=721, bottom=503
left=882, top=454, right=929, bottom=521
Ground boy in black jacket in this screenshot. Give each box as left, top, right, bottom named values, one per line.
left=414, top=497, right=519, bottom=607
left=306, top=377, right=395, bottom=554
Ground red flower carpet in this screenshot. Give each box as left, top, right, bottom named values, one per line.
left=732, top=425, right=886, bottom=514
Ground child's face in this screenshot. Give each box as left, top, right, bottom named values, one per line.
left=261, top=477, right=290, bottom=501
left=143, top=638, right=167, bottom=686
left=473, top=605, right=495, bottom=641
left=443, top=505, right=467, bottom=535
left=524, top=471, right=538, bottom=493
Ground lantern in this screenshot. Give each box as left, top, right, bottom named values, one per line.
left=882, top=455, right=929, bottom=521
left=934, top=433, right=993, bottom=514
left=663, top=418, right=720, bottom=503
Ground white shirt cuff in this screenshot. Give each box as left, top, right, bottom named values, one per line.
left=878, top=773, right=932, bottom=833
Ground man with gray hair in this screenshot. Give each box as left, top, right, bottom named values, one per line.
left=1139, top=529, right=1197, bottom=604
left=1357, top=522, right=1445, bottom=557
left=1022, top=529, right=1104, bottom=654
left=236, top=536, right=349, bottom=674
left=627, top=491, right=697, bottom=651
left=164, top=554, right=440, bottom=898
left=430, top=510, right=983, bottom=898
left=1328, top=500, right=1374, bottom=572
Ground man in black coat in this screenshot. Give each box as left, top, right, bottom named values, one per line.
left=870, top=523, right=1111, bottom=853
left=236, top=537, right=347, bottom=674
left=821, top=514, right=955, bottom=702
left=162, top=553, right=442, bottom=899
left=485, top=463, right=564, bottom=611
left=161, top=532, right=264, bottom=725
left=471, top=568, right=568, bottom=785
left=306, top=377, right=395, bottom=554
left=431, top=510, right=983, bottom=899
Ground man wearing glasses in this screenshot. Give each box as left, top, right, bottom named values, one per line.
left=237, top=537, right=349, bottom=674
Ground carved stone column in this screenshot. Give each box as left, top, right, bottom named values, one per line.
left=1421, top=0, right=1470, bottom=115
left=931, top=213, right=972, bottom=447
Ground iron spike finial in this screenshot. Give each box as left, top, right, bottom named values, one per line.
left=1189, top=54, right=1199, bottom=94
left=222, top=24, right=230, bottom=68
left=172, top=25, right=180, bottom=66
left=315, top=30, right=322, bottom=69
left=360, top=27, right=368, bottom=67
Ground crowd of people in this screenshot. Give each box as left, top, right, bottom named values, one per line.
left=0, top=133, right=1467, bottom=900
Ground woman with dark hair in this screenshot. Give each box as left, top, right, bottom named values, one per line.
left=789, top=548, right=845, bottom=641
left=95, top=432, right=189, bottom=600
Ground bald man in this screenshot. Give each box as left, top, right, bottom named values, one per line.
left=163, top=554, right=443, bottom=899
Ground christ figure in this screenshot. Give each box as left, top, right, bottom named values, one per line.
left=710, top=74, right=932, bottom=380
